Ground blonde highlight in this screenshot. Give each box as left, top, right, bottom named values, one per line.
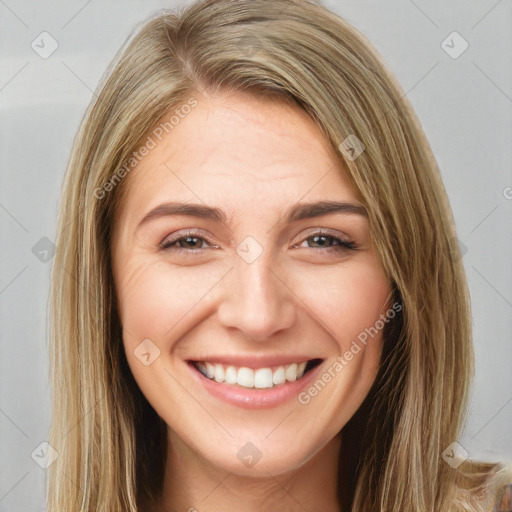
left=47, top=1, right=511, bottom=510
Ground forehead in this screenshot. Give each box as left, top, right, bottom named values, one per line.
left=114, top=90, right=359, bottom=227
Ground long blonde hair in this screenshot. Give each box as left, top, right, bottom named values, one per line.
left=47, top=0, right=511, bottom=510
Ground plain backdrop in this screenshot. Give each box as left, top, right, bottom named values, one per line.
left=1, top=0, right=511, bottom=510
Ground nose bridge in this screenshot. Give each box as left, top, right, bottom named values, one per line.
left=217, top=244, right=296, bottom=341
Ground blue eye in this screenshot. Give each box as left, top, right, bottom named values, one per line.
left=159, top=229, right=358, bottom=254
left=299, top=233, right=358, bottom=252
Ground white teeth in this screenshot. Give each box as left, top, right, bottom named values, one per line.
left=214, top=364, right=224, bottom=383
left=195, top=360, right=311, bottom=388
left=285, top=362, right=298, bottom=382
left=237, top=367, right=254, bottom=387
left=205, top=362, right=215, bottom=379
left=254, top=368, right=273, bottom=389
left=225, top=365, right=237, bottom=384
left=272, top=366, right=286, bottom=385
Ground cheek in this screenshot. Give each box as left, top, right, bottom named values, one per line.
left=115, top=258, right=224, bottom=346
left=293, top=260, right=391, bottom=352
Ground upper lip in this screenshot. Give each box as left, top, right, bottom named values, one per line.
left=188, top=355, right=323, bottom=369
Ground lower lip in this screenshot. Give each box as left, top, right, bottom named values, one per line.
left=188, top=361, right=324, bottom=409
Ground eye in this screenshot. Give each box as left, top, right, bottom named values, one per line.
left=159, top=228, right=358, bottom=255
left=294, top=229, right=358, bottom=253
left=159, top=229, right=217, bottom=254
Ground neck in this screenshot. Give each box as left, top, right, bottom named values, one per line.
left=148, top=431, right=343, bottom=512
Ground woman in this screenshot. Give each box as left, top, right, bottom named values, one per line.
left=47, top=0, right=512, bottom=510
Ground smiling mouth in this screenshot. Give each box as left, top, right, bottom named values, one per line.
left=191, top=359, right=323, bottom=389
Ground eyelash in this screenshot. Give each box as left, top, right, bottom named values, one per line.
left=159, top=229, right=358, bottom=254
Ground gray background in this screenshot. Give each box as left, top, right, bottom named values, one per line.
left=1, top=0, right=511, bottom=509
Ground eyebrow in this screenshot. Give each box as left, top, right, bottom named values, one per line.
left=136, top=200, right=367, bottom=232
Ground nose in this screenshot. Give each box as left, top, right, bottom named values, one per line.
left=216, top=250, right=296, bottom=342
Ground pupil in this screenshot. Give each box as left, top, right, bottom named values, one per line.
left=313, top=235, right=329, bottom=247
left=184, top=237, right=199, bottom=248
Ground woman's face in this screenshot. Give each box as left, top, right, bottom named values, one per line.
left=111, top=90, right=392, bottom=477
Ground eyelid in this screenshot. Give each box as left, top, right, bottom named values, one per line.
left=159, top=226, right=358, bottom=253
left=159, top=228, right=217, bottom=250
left=298, top=226, right=352, bottom=241
left=292, top=227, right=358, bottom=251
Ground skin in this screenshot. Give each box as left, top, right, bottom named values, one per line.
left=111, top=89, right=392, bottom=512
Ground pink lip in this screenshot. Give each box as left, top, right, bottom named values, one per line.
left=187, top=360, right=324, bottom=409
